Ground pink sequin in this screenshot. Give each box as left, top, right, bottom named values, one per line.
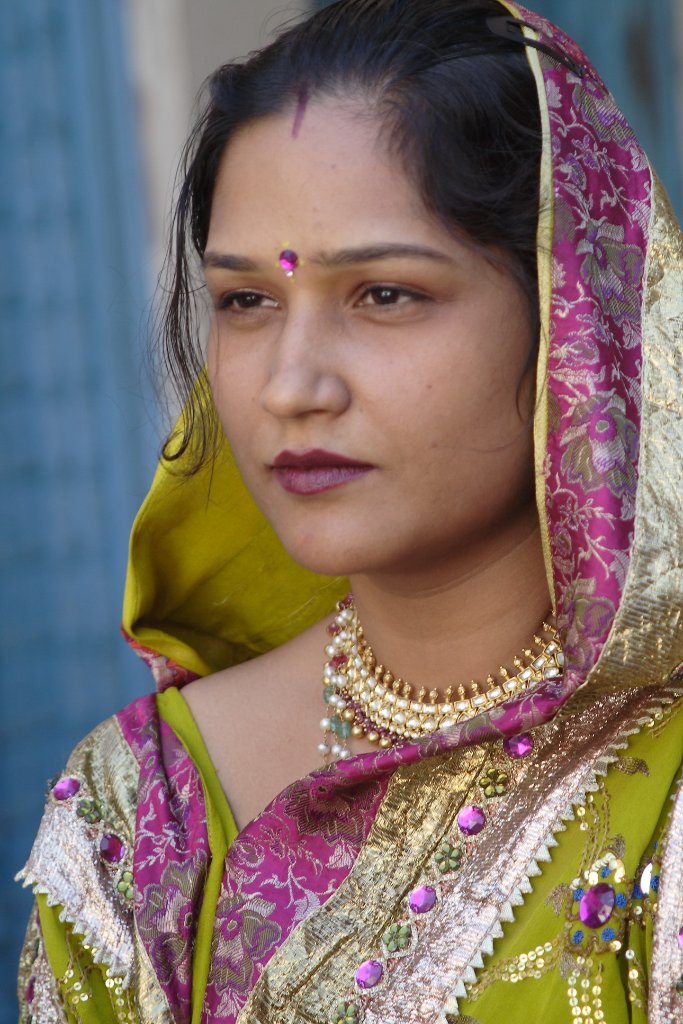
left=457, top=805, right=486, bottom=836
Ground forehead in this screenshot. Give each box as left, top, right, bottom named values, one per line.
left=206, top=98, right=438, bottom=251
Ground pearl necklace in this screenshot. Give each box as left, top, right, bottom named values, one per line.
left=318, top=595, right=564, bottom=762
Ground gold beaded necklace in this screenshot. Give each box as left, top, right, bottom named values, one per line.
left=319, top=595, right=563, bottom=762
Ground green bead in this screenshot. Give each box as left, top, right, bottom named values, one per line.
left=337, top=720, right=352, bottom=738
left=383, top=922, right=411, bottom=952
left=332, top=1003, right=358, bottom=1024
left=323, top=686, right=336, bottom=704
left=480, top=768, right=509, bottom=798
left=676, top=974, right=683, bottom=994
left=434, top=841, right=463, bottom=872
left=330, top=715, right=343, bottom=734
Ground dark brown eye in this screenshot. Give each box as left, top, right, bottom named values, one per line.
left=218, top=290, right=277, bottom=311
left=369, top=287, right=403, bottom=305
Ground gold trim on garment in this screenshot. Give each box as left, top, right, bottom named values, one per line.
left=16, top=717, right=139, bottom=981
left=588, top=175, right=683, bottom=690
left=236, top=687, right=682, bottom=1024
left=16, top=716, right=175, bottom=1022
left=498, top=0, right=557, bottom=614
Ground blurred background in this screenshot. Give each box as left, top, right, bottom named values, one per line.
left=1, top=0, right=681, bottom=1015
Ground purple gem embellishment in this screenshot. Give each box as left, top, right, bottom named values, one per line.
left=52, top=776, right=81, bottom=801
left=579, top=883, right=616, bottom=928
left=278, top=248, right=299, bottom=276
left=678, top=925, right=683, bottom=950
left=503, top=733, right=534, bottom=759
left=356, top=959, right=383, bottom=989
left=409, top=884, right=437, bottom=914
left=100, top=834, right=126, bottom=864
left=25, top=977, right=35, bottom=1004
left=457, top=805, right=486, bottom=836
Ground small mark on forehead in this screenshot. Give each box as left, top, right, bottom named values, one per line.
left=291, top=83, right=310, bottom=139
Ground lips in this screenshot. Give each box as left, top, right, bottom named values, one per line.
left=271, top=449, right=375, bottom=495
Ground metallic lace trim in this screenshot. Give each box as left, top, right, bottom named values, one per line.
left=16, top=717, right=139, bottom=981
left=588, top=175, right=683, bottom=691
left=16, top=715, right=176, bottom=1022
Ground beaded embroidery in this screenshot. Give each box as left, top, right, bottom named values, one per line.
left=336, top=736, right=533, bottom=1018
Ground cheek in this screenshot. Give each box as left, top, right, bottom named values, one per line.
left=208, top=324, right=260, bottom=419
left=403, top=351, right=534, bottom=508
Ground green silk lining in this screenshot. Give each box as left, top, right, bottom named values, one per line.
left=157, top=686, right=238, bottom=1023
left=36, top=894, right=118, bottom=1023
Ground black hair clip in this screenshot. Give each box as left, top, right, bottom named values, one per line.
left=487, top=15, right=586, bottom=78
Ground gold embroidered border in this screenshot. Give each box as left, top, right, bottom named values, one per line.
left=237, top=687, right=681, bottom=1024
left=17, top=717, right=139, bottom=980
left=16, top=716, right=174, bottom=1022
left=235, top=744, right=490, bottom=1023
left=589, top=175, right=683, bottom=690
left=361, top=689, right=680, bottom=1024
left=500, top=0, right=557, bottom=613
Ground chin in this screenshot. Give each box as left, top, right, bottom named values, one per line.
left=278, top=530, right=379, bottom=578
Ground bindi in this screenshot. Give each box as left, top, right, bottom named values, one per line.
left=278, top=247, right=300, bottom=278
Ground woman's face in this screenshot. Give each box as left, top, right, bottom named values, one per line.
left=204, top=98, right=537, bottom=580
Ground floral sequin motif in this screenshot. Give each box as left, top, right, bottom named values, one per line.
left=565, top=851, right=631, bottom=955
left=382, top=923, right=411, bottom=953
left=434, top=841, right=463, bottom=874
left=116, top=870, right=135, bottom=901
left=76, top=797, right=102, bottom=824
left=479, top=768, right=509, bottom=798
left=332, top=1004, right=359, bottom=1023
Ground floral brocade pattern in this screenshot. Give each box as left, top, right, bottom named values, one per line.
left=117, top=694, right=389, bottom=1023
left=117, top=697, right=210, bottom=1022
left=202, top=771, right=387, bottom=1019
left=517, top=6, right=650, bottom=682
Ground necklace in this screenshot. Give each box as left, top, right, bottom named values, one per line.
left=318, top=595, right=564, bottom=761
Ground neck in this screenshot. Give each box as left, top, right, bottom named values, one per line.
left=349, top=503, right=550, bottom=693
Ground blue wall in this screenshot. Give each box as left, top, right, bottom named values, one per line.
left=0, top=1, right=154, bottom=1016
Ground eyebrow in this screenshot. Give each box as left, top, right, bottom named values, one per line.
left=202, top=243, right=453, bottom=272
left=313, top=243, right=453, bottom=267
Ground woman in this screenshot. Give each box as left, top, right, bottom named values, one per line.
left=17, top=0, right=683, bottom=1021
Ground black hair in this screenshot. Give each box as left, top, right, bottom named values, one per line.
left=159, top=0, right=543, bottom=469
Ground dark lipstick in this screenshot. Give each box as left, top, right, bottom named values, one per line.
left=271, top=449, right=374, bottom=495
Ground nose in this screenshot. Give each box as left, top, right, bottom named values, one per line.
left=260, top=310, right=351, bottom=420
